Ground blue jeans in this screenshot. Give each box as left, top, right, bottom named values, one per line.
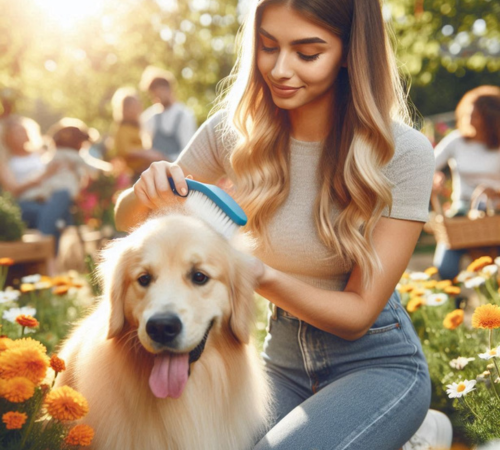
left=254, top=291, right=431, bottom=450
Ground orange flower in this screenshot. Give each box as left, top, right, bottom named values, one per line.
left=444, top=286, right=461, bottom=296
left=45, top=386, right=89, bottom=421
left=398, top=284, right=414, bottom=293
left=407, top=297, right=426, bottom=313
left=443, top=310, right=464, bottom=330
left=0, top=337, right=13, bottom=352
left=70, top=280, right=84, bottom=289
left=423, top=280, right=437, bottom=289
left=424, top=267, right=438, bottom=276
left=53, top=286, right=69, bottom=296
left=50, top=354, right=66, bottom=373
left=410, top=288, right=426, bottom=298
left=436, top=280, right=452, bottom=289
left=15, top=315, right=39, bottom=329
left=51, top=276, right=71, bottom=286
left=0, top=338, right=50, bottom=384
left=2, top=411, right=27, bottom=430
left=472, top=304, right=500, bottom=329
left=467, top=256, right=493, bottom=273
left=1, top=377, right=35, bottom=403
left=0, top=258, right=14, bottom=266
left=65, top=424, right=95, bottom=446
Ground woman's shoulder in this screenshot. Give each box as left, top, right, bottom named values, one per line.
left=389, top=121, right=435, bottom=169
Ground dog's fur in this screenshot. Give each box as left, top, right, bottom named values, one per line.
left=57, top=213, right=271, bottom=450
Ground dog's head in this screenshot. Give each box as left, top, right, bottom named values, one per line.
left=98, top=213, right=256, bottom=398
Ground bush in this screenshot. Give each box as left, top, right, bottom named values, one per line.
left=0, top=194, right=24, bottom=242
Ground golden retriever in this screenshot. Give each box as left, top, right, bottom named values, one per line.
left=57, top=212, right=271, bottom=450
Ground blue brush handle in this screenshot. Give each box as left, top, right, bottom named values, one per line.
left=168, top=177, right=247, bottom=226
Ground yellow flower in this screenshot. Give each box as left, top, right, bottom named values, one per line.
left=407, top=297, right=426, bottom=313
left=424, top=267, right=438, bottom=276
left=0, top=338, right=50, bottom=384
left=423, top=280, right=437, bottom=289
left=2, top=411, right=27, bottom=430
left=0, top=337, right=13, bottom=352
left=0, top=258, right=14, bottom=266
left=467, top=256, right=493, bottom=273
left=436, top=280, right=452, bottom=289
left=1, top=377, right=35, bottom=403
left=51, top=276, right=71, bottom=286
left=15, top=315, right=39, bottom=329
left=472, top=304, right=500, bottom=329
left=444, top=286, right=461, bottom=296
left=53, top=286, right=70, bottom=296
left=410, top=288, right=426, bottom=298
left=398, top=284, right=414, bottom=293
left=443, top=310, right=464, bottom=330
left=20, top=284, right=35, bottom=293
left=401, top=272, right=410, bottom=279
left=50, top=354, right=66, bottom=373
left=65, top=424, right=95, bottom=446
left=45, top=386, right=89, bottom=421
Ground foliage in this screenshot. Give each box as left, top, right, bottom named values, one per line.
left=0, top=193, right=25, bottom=242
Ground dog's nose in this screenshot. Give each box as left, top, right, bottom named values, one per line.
left=146, top=314, right=183, bottom=344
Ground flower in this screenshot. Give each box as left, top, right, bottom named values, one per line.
left=479, top=346, right=500, bottom=360
left=0, top=290, right=20, bottom=304
left=15, top=315, right=39, bottom=328
left=467, top=256, right=493, bottom=272
left=21, top=274, right=42, bottom=284
left=436, top=280, right=452, bottom=289
left=409, top=272, right=430, bottom=281
left=2, top=411, right=27, bottom=430
left=65, top=424, right=95, bottom=446
left=472, top=304, right=500, bottom=329
left=449, top=357, right=475, bottom=370
left=2, top=307, right=36, bottom=323
left=423, top=280, right=437, bottom=289
left=407, top=297, right=426, bottom=313
left=426, top=293, right=449, bottom=306
left=481, top=264, right=498, bottom=277
left=443, top=309, right=464, bottom=330
left=0, top=258, right=14, bottom=266
left=464, top=276, right=486, bottom=289
left=495, top=257, right=500, bottom=266
left=446, top=379, right=477, bottom=398
left=456, top=271, right=475, bottom=283
left=444, top=286, right=461, bottom=296
left=45, top=386, right=89, bottom=421
left=424, top=267, right=438, bottom=276
left=20, top=284, right=35, bottom=293
left=0, top=337, right=50, bottom=384
left=51, top=276, right=71, bottom=286
left=1, top=377, right=35, bottom=402
left=50, top=354, right=66, bottom=373
left=53, top=286, right=70, bottom=296
left=397, top=284, right=414, bottom=294
left=0, top=337, right=13, bottom=351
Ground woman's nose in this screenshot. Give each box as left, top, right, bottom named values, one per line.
left=271, top=51, right=294, bottom=80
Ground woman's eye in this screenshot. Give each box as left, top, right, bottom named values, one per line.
left=298, top=53, right=320, bottom=62
left=191, top=272, right=209, bottom=286
left=261, top=45, right=278, bottom=53
left=137, top=274, right=152, bottom=287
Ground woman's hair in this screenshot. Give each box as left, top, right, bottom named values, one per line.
left=1, top=116, right=43, bottom=156
left=456, top=85, right=500, bottom=149
left=111, top=87, right=139, bottom=122
left=48, top=117, right=94, bottom=150
left=215, top=0, right=409, bottom=287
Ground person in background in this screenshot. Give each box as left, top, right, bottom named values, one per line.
left=433, top=85, right=500, bottom=280
left=139, top=66, right=197, bottom=162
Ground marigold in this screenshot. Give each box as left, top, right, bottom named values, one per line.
left=410, top=288, right=427, bottom=298
left=444, top=286, right=461, bottom=296
left=423, top=280, right=437, bottom=289
left=51, top=276, right=71, bottom=286
left=0, top=337, right=13, bottom=351
left=50, top=354, right=66, bottom=373
left=45, top=386, right=89, bottom=421
left=407, top=297, right=426, bottom=313
left=1, top=377, right=35, bottom=403
left=397, top=284, right=414, bottom=293
left=443, top=310, right=464, bottom=330
left=472, top=304, right=500, bottom=329
left=424, top=267, right=438, bottom=276
left=436, top=280, right=452, bottom=289
left=15, top=315, right=39, bottom=328
left=0, top=258, right=14, bottom=266
left=2, top=411, right=27, bottom=429
left=467, top=256, right=493, bottom=273
left=65, top=424, right=95, bottom=446
left=53, top=286, right=69, bottom=296
left=0, top=338, right=49, bottom=384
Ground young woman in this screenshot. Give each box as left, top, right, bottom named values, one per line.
left=115, top=0, right=449, bottom=448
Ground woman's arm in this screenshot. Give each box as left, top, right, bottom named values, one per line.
left=256, top=217, right=423, bottom=340
left=0, top=162, right=58, bottom=198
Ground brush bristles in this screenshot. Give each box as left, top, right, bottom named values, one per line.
left=185, top=191, right=240, bottom=239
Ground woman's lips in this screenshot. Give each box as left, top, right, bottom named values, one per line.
left=269, top=82, right=302, bottom=98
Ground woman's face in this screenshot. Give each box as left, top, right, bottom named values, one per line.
left=5, top=123, right=29, bottom=154
left=257, top=4, right=344, bottom=113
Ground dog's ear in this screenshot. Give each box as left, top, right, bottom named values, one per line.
left=228, top=251, right=256, bottom=344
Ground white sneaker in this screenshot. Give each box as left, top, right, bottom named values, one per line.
left=402, top=409, right=453, bottom=450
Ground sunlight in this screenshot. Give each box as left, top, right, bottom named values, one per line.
left=32, top=0, right=104, bottom=29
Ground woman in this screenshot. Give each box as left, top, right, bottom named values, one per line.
left=115, top=1, right=449, bottom=449
left=432, top=85, right=500, bottom=280
left=0, top=116, right=72, bottom=251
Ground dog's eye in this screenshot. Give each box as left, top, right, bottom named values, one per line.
left=191, top=272, right=209, bottom=286
left=137, top=274, right=152, bottom=287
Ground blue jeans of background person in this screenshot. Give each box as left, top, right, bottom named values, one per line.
left=254, top=291, right=431, bottom=450
left=18, top=190, right=72, bottom=252
left=433, top=243, right=468, bottom=280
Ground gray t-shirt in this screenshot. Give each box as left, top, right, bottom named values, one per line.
left=177, top=111, right=435, bottom=291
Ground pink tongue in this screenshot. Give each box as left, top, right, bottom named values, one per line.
left=149, top=352, right=189, bottom=399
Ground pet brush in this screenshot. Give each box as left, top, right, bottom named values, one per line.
left=168, top=177, right=247, bottom=239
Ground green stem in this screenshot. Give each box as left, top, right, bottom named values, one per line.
left=462, top=396, right=481, bottom=421
left=485, top=279, right=500, bottom=303
left=0, top=267, right=6, bottom=291
left=21, top=326, right=25, bottom=338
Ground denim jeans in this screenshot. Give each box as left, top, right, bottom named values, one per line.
left=254, top=291, right=431, bottom=450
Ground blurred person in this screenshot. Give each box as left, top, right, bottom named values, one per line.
left=139, top=66, right=197, bottom=162
left=433, top=85, right=500, bottom=280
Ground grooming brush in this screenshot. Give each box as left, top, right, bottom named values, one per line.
left=168, top=177, right=247, bottom=239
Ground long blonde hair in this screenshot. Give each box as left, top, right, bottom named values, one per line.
left=215, top=0, right=409, bottom=287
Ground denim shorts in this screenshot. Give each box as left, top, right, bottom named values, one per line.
left=254, top=290, right=431, bottom=450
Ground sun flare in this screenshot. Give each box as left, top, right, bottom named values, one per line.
left=32, top=0, right=104, bottom=29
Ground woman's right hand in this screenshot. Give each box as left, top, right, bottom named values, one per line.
left=133, top=161, right=189, bottom=210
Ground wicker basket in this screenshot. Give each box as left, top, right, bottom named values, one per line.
left=428, top=189, right=500, bottom=250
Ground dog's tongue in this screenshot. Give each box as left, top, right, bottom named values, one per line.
left=149, top=352, right=189, bottom=399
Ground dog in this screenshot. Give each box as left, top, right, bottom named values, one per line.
left=56, top=212, right=271, bottom=449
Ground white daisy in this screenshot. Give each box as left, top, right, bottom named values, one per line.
left=464, top=276, right=486, bottom=289
left=446, top=379, right=476, bottom=398
left=426, top=293, right=449, bottom=306
left=21, top=274, right=42, bottom=284
left=456, top=271, right=475, bottom=283
left=33, top=281, right=52, bottom=290
left=0, top=290, right=20, bottom=304
left=409, top=272, right=430, bottom=281
left=449, top=357, right=475, bottom=370
left=495, top=257, right=500, bottom=267
left=481, top=265, right=498, bottom=277
left=479, top=346, right=500, bottom=360
left=2, top=306, right=37, bottom=323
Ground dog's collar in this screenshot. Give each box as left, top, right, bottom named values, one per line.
left=188, top=320, right=214, bottom=365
